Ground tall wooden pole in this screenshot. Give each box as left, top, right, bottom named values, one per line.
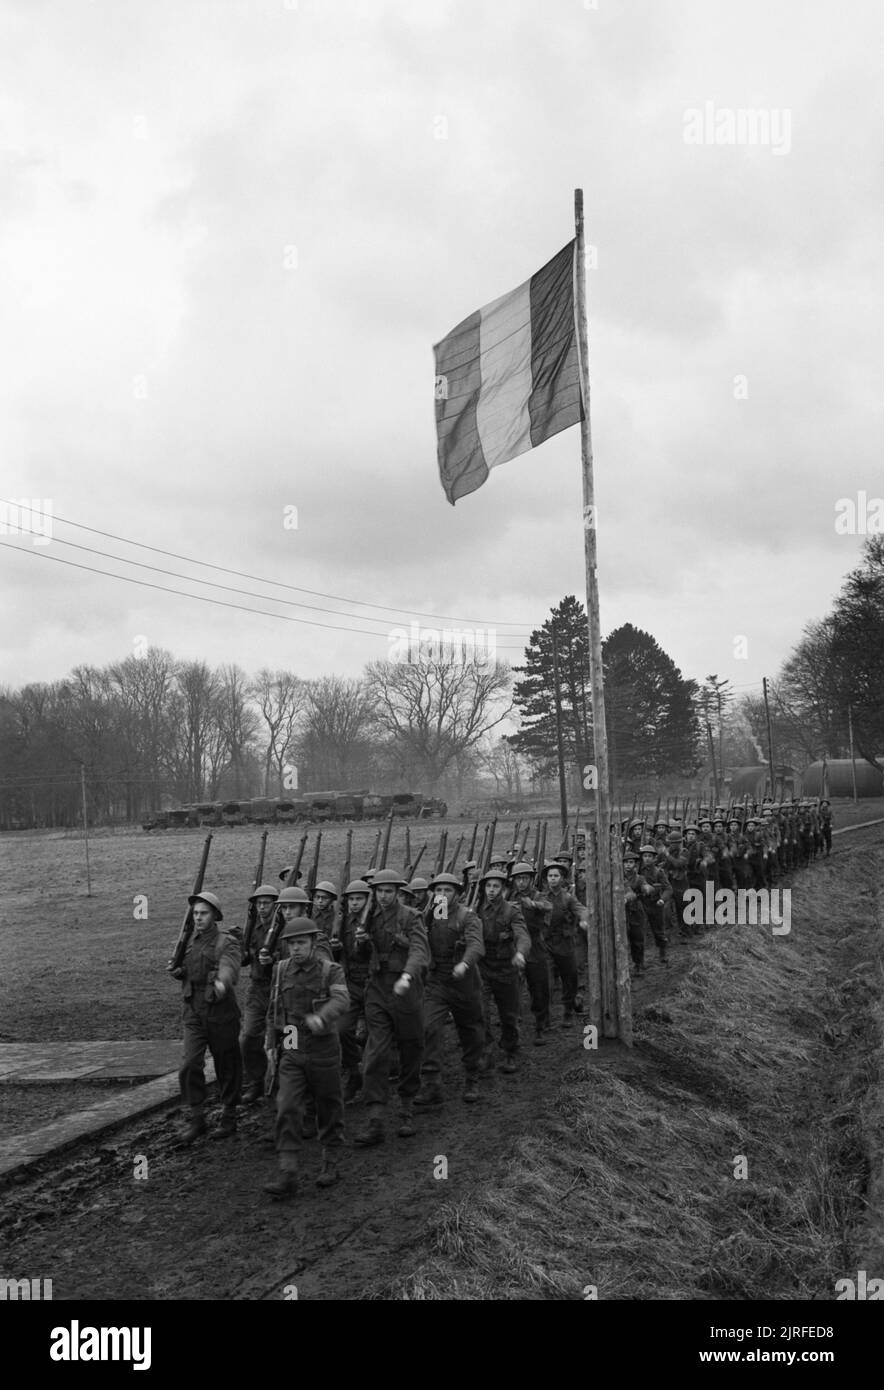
left=762, top=677, right=776, bottom=800
left=80, top=763, right=93, bottom=897
left=847, top=705, right=859, bottom=803
left=574, top=188, right=631, bottom=1044
left=550, top=621, right=569, bottom=836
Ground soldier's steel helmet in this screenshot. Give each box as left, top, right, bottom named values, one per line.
left=312, top=881, right=338, bottom=898
left=428, top=872, right=461, bottom=890
left=249, top=883, right=279, bottom=901
left=407, top=877, right=429, bottom=892
left=281, top=917, right=320, bottom=940
left=510, top=862, right=535, bottom=877
left=639, top=844, right=657, bottom=855
left=278, top=866, right=303, bottom=882
left=279, top=886, right=310, bottom=905
left=344, top=879, right=371, bottom=896
left=372, top=868, right=406, bottom=887
left=623, top=850, right=638, bottom=863
left=542, top=860, right=566, bottom=873
left=481, top=868, right=509, bottom=884
left=189, top=890, right=223, bottom=919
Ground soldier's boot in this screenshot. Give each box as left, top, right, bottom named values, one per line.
left=498, top=1054, right=517, bottom=1075
left=263, top=1169, right=299, bottom=1200
left=241, top=1081, right=263, bottom=1105
left=533, top=1023, right=547, bottom=1047
left=215, top=1107, right=237, bottom=1138
left=343, top=1070, right=363, bottom=1104
left=573, top=991, right=584, bottom=1012
left=181, top=1108, right=207, bottom=1144
left=353, top=1106, right=385, bottom=1148
left=413, top=1079, right=444, bottom=1108
left=477, top=1048, right=494, bottom=1079
left=396, top=1104, right=417, bottom=1139
left=315, top=1150, right=340, bottom=1189
left=462, top=1076, right=480, bottom=1104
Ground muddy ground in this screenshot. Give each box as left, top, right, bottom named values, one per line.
left=0, top=810, right=880, bottom=1300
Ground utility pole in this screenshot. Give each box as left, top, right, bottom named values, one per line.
left=847, top=705, right=859, bottom=803
left=80, top=763, right=93, bottom=897
left=762, top=677, right=776, bottom=800
left=550, top=620, right=569, bottom=836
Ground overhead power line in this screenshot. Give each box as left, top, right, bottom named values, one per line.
left=0, top=500, right=531, bottom=628
left=0, top=543, right=530, bottom=652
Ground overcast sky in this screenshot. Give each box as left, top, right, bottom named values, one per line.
left=2, top=0, right=881, bottom=702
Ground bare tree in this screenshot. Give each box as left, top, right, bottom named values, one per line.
left=252, top=668, right=304, bottom=795
left=216, top=664, right=261, bottom=798
left=297, top=677, right=377, bottom=789
left=365, top=655, right=512, bottom=792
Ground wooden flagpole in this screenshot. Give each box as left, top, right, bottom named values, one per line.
left=574, top=188, right=631, bottom=1044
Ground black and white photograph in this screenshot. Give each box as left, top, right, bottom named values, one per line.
left=1, top=0, right=882, bottom=1350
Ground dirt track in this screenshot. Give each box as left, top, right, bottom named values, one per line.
left=1, top=814, right=879, bottom=1300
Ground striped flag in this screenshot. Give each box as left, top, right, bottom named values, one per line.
left=433, top=240, right=584, bottom=505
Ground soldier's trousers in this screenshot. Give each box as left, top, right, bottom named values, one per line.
left=548, top=943, right=579, bottom=1012
left=337, top=978, right=367, bottom=1075
left=239, top=978, right=271, bottom=1086
left=823, top=824, right=832, bottom=854
left=179, top=1001, right=242, bottom=1112
left=421, top=968, right=484, bottom=1080
left=361, top=973, right=424, bottom=1108
left=626, top=914, right=645, bottom=968
left=524, top=955, right=550, bottom=1031
left=479, top=963, right=521, bottom=1055
left=643, top=901, right=667, bottom=956
left=275, top=1038, right=344, bottom=1173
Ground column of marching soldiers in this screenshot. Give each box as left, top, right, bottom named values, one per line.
left=166, top=796, right=833, bottom=1199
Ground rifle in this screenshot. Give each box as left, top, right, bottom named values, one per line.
left=403, top=825, right=412, bottom=876
left=485, top=817, right=497, bottom=868
left=264, top=831, right=309, bottom=956
left=264, top=962, right=284, bottom=1099
left=379, top=808, right=394, bottom=870
left=445, top=834, right=464, bottom=874
left=306, top=830, right=322, bottom=897
left=168, top=832, right=213, bottom=972
left=465, top=824, right=489, bottom=894
left=241, top=828, right=269, bottom=966
left=510, top=819, right=521, bottom=855
left=334, top=828, right=353, bottom=959
left=466, top=821, right=479, bottom=862
left=368, top=828, right=382, bottom=871
left=533, top=821, right=548, bottom=891
left=406, top=842, right=427, bottom=881
left=531, top=820, right=541, bottom=867
left=435, top=829, right=448, bottom=876
left=518, top=820, right=531, bottom=860
left=652, top=795, right=661, bottom=831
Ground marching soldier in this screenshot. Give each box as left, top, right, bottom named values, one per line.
left=170, top=891, right=242, bottom=1143
left=477, top=868, right=531, bottom=1071
left=662, top=829, right=690, bottom=938
left=414, top=871, right=485, bottom=1107
left=239, top=882, right=280, bottom=1104
left=509, top=861, right=552, bottom=1044
left=637, top=845, right=670, bottom=965
left=623, top=850, right=648, bottom=975
left=260, top=886, right=334, bottom=965
left=311, top=881, right=340, bottom=940
left=335, top=880, right=373, bottom=1103
left=820, top=799, right=833, bottom=855
left=263, top=917, right=349, bottom=1198
left=352, top=868, right=430, bottom=1147
left=541, top=861, right=587, bottom=1024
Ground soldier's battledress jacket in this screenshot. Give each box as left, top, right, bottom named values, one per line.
left=511, top=890, right=551, bottom=964
left=355, top=901, right=430, bottom=984
left=427, top=901, right=484, bottom=974
left=180, top=923, right=241, bottom=1021
left=478, top=896, right=530, bottom=967
left=545, top=886, right=584, bottom=953
left=264, top=953, right=349, bottom=1049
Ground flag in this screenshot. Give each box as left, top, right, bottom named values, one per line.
left=433, top=239, right=584, bottom=505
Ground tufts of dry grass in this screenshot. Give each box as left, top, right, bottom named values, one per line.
left=375, top=855, right=883, bottom=1300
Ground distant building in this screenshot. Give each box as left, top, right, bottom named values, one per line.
left=802, top=759, right=883, bottom=798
